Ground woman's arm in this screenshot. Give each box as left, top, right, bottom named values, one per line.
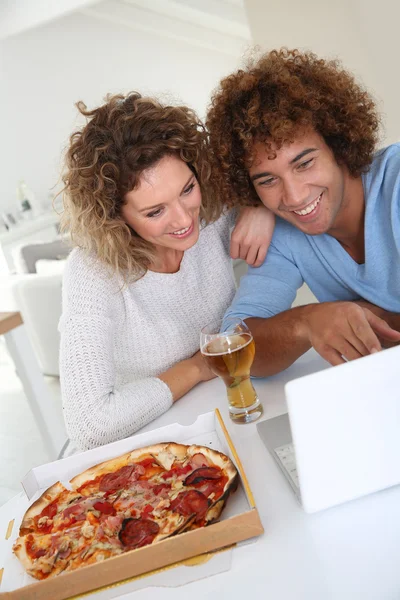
left=159, top=350, right=215, bottom=400
left=60, top=317, right=214, bottom=450
left=230, top=205, right=275, bottom=267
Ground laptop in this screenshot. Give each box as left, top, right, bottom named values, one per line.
left=257, top=344, right=400, bottom=513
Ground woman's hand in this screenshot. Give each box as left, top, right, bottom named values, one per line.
left=159, top=350, right=216, bottom=403
left=230, top=205, right=275, bottom=267
left=190, top=350, right=217, bottom=382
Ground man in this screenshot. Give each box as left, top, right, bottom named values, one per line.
left=206, top=48, right=400, bottom=376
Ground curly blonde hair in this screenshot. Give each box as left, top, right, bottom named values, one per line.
left=206, top=48, right=380, bottom=207
left=61, top=92, right=222, bottom=278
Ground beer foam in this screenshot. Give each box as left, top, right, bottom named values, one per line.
left=201, top=333, right=253, bottom=356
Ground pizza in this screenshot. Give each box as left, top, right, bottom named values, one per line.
left=13, top=443, right=238, bottom=580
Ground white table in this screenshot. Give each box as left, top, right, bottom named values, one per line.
left=136, top=349, right=400, bottom=600
left=2, top=349, right=400, bottom=599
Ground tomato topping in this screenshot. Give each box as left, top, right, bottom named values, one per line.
left=44, top=502, right=57, bottom=519
left=40, top=501, right=57, bottom=520
left=137, top=458, right=154, bottom=468
left=93, top=501, right=116, bottom=515
left=118, top=518, right=160, bottom=548
left=153, top=483, right=171, bottom=495
left=160, top=464, right=192, bottom=480
left=26, top=536, right=48, bottom=560
left=141, top=504, right=154, bottom=518
left=35, top=501, right=58, bottom=533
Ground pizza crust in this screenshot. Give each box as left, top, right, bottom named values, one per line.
left=12, top=537, right=31, bottom=572
left=19, top=482, right=67, bottom=536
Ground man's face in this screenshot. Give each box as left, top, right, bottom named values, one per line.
left=248, top=130, right=348, bottom=236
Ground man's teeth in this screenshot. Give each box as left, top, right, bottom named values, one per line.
left=171, top=226, right=190, bottom=235
left=294, top=193, right=322, bottom=216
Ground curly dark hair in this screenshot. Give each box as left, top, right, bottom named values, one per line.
left=206, top=48, right=381, bottom=207
left=61, top=92, right=222, bottom=278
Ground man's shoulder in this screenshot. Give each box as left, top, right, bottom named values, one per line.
left=271, top=217, right=306, bottom=255
left=364, top=143, right=400, bottom=206
left=369, top=143, right=400, bottom=178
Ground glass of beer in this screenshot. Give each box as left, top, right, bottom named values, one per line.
left=200, top=318, right=263, bottom=424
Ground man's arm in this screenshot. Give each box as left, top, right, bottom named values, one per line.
left=245, top=308, right=311, bottom=376
left=247, top=301, right=400, bottom=377
left=225, top=227, right=400, bottom=377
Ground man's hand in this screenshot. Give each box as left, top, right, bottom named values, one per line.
left=299, top=302, right=400, bottom=366
left=354, top=300, right=400, bottom=348
left=230, top=205, right=275, bottom=267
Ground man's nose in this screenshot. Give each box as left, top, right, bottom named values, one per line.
left=281, top=179, right=310, bottom=209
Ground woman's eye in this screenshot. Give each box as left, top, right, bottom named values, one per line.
left=147, top=208, right=163, bottom=218
left=258, top=177, right=275, bottom=187
left=183, top=182, right=195, bottom=195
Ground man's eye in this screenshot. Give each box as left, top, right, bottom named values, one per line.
left=183, top=182, right=195, bottom=195
left=147, top=208, right=163, bottom=218
left=298, top=158, right=314, bottom=170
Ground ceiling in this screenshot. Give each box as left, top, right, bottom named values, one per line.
left=0, top=0, right=251, bottom=55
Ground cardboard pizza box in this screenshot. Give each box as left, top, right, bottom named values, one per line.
left=0, top=410, right=264, bottom=600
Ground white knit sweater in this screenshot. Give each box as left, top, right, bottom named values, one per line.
left=59, top=212, right=236, bottom=450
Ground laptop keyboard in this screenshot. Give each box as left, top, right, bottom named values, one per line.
left=274, top=443, right=300, bottom=489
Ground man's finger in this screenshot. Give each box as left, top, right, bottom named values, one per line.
left=334, top=340, right=364, bottom=362
left=317, top=346, right=346, bottom=366
left=366, top=312, right=400, bottom=342
left=349, top=317, right=381, bottom=354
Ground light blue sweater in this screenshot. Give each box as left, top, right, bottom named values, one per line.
left=226, top=143, right=400, bottom=322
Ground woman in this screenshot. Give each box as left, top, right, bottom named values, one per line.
left=60, top=92, right=274, bottom=450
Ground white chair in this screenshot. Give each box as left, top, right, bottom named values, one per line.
left=11, top=274, right=62, bottom=377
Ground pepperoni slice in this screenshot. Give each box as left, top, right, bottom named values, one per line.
left=118, top=518, right=160, bottom=549
left=170, top=490, right=210, bottom=522
left=184, top=467, right=222, bottom=486
left=93, top=501, right=116, bottom=515
left=99, top=465, right=134, bottom=492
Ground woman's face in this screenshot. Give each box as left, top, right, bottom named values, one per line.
left=121, top=155, right=202, bottom=253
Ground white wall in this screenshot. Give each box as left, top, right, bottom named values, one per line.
left=0, top=11, right=242, bottom=215
left=245, top=0, right=400, bottom=144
